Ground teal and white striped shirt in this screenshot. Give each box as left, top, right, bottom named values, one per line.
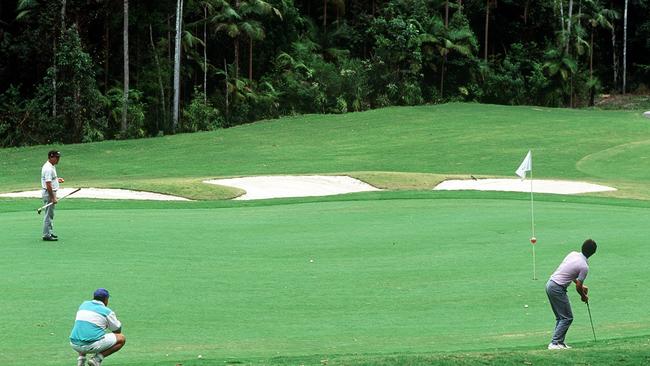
left=70, top=300, right=122, bottom=345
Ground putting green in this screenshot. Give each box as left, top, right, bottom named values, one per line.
left=577, top=139, right=650, bottom=180
left=1, top=195, right=647, bottom=365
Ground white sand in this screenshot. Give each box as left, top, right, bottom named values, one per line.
left=204, top=175, right=380, bottom=200
left=0, top=187, right=190, bottom=201
left=1, top=177, right=615, bottom=201
left=434, top=178, right=616, bottom=195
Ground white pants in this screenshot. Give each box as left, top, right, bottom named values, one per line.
left=70, top=333, right=117, bottom=354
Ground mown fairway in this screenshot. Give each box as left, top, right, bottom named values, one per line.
left=2, top=103, right=650, bottom=365
left=2, top=103, right=650, bottom=198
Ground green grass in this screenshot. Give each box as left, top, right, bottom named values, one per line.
left=2, top=194, right=650, bottom=365
left=2, top=103, right=650, bottom=365
left=2, top=103, right=650, bottom=198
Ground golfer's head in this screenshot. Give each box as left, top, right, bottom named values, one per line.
left=582, top=239, right=597, bottom=258
left=48, top=150, right=61, bottom=163
left=93, top=288, right=110, bottom=305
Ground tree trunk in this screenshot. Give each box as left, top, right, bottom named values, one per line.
left=61, top=0, right=66, bottom=30
left=612, top=17, right=617, bottom=90
left=122, top=0, right=129, bottom=133
left=336, top=4, right=339, bottom=29
left=173, top=0, right=184, bottom=132
left=524, top=0, right=529, bottom=24
left=248, top=36, right=253, bottom=80
left=623, top=0, right=628, bottom=94
left=167, top=16, right=172, bottom=62
left=445, top=1, right=449, bottom=28
left=53, top=37, right=57, bottom=118
left=104, top=23, right=109, bottom=93
left=203, top=4, right=208, bottom=104
left=224, top=58, right=229, bottom=123
left=559, top=0, right=565, bottom=33
left=565, top=0, right=573, bottom=53
left=149, top=24, right=166, bottom=132
left=440, top=58, right=446, bottom=97
left=234, top=40, right=239, bottom=80
left=323, top=0, right=327, bottom=31
left=570, top=73, right=574, bottom=107
left=484, top=0, right=490, bottom=61
left=589, top=30, right=594, bottom=106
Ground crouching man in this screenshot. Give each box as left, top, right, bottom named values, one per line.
left=69, top=288, right=126, bottom=366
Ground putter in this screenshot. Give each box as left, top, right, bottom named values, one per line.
left=586, top=301, right=597, bottom=342
left=37, top=188, right=81, bottom=214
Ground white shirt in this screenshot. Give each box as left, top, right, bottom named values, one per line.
left=550, top=251, right=589, bottom=287
left=41, top=161, right=59, bottom=191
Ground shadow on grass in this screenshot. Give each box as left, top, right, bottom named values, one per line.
left=143, top=336, right=650, bottom=366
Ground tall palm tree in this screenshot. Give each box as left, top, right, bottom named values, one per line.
left=543, top=48, right=577, bottom=106
left=214, top=0, right=279, bottom=80
left=187, top=0, right=222, bottom=103
left=17, top=0, right=67, bottom=118
left=585, top=2, right=617, bottom=105
left=122, top=0, right=129, bottom=133
left=423, top=16, right=475, bottom=97
left=622, top=0, right=628, bottom=93
left=239, top=0, right=281, bottom=80
left=173, top=0, right=184, bottom=132
left=213, top=4, right=242, bottom=78
left=565, top=0, right=574, bottom=53
left=323, top=0, right=328, bottom=31
left=484, top=0, right=496, bottom=61
left=438, top=28, right=474, bottom=97
left=148, top=24, right=167, bottom=130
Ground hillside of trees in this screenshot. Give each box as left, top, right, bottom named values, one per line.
left=1, top=0, right=649, bottom=147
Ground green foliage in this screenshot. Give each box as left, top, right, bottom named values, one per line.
left=482, top=43, right=549, bottom=105
left=2, top=0, right=650, bottom=146
left=0, top=85, right=29, bottom=147
left=182, top=87, right=224, bottom=132
left=5, top=26, right=108, bottom=146
left=106, top=88, right=146, bottom=140
left=54, top=27, right=107, bottom=143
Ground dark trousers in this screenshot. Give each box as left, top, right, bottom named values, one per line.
left=546, top=280, right=573, bottom=344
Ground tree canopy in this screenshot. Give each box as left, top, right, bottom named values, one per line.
left=1, top=0, right=649, bottom=147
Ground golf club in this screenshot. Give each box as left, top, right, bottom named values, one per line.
left=586, top=301, right=597, bottom=342
left=37, top=188, right=81, bottom=214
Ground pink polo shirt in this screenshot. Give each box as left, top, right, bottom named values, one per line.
left=550, top=251, right=589, bottom=287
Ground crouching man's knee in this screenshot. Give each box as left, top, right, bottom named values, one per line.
left=115, top=333, right=126, bottom=347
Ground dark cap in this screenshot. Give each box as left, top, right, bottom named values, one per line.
left=93, top=288, right=110, bottom=300
left=48, top=150, right=61, bottom=158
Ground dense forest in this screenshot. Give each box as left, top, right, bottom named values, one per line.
left=1, top=0, right=649, bottom=147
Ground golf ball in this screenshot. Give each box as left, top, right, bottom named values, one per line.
left=198, top=355, right=202, bottom=359
left=524, top=304, right=529, bottom=308
left=309, top=259, right=314, bottom=263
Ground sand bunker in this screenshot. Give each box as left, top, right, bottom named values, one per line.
left=0, top=187, right=190, bottom=201
left=434, top=178, right=616, bottom=195
left=204, top=175, right=380, bottom=200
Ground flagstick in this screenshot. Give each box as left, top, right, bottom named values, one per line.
left=530, top=166, right=536, bottom=280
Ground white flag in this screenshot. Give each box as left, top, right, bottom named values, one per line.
left=516, top=150, right=532, bottom=179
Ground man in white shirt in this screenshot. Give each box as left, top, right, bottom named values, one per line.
left=545, top=239, right=597, bottom=350
left=41, top=150, right=64, bottom=241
